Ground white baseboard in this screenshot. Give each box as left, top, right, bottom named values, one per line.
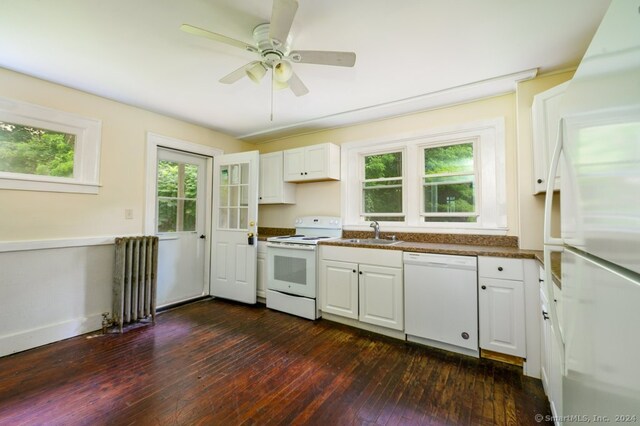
left=0, top=313, right=103, bottom=358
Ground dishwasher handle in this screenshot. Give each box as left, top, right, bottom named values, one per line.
left=404, top=261, right=477, bottom=271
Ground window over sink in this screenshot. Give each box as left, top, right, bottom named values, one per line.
left=341, top=118, right=507, bottom=234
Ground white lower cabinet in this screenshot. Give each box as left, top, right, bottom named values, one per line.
left=320, top=260, right=358, bottom=319
left=478, top=257, right=526, bottom=357
left=257, top=241, right=267, bottom=299
left=319, top=246, right=403, bottom=331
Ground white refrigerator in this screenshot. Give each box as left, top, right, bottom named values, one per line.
left=544, top=0, right=640, bottom=422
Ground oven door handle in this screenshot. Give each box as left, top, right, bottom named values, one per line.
left=266, top=242, right=316, bottom=251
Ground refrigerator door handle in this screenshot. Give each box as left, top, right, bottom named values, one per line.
left=544, top=245, right=565, bottom=374
left=544, top=118, right=565, bottom=246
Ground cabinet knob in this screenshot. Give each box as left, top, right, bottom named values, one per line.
left=539, top=278, right=544, bottom=283
left=352, top=269, right=356, bottom=273
left=537, top=178, right=543, bottom=184
left=461, top=332, right=469, bottom=340
left=304, top=172, right=308, bottom=175
left=497, top=266, right=503, bottom=271
left=359, top=271, right=363, bottom=275
left=542, top=310, right=549, bottom=320
left=481, top=285, right=487, bottom=290
left=300, top=172, right=303, bottom=175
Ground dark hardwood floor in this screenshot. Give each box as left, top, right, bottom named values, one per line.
left=0, top=299, right=552, bottom=425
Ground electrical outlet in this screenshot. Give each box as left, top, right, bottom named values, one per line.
left=125, top=209, right=133, bottom=220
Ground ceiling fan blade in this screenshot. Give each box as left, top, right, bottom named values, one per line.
left=288, top=50, right=356, bottom=67
left=180, top=24, right=258, bottom=53
left=269, top=0, right=298, bottom=47
left=288, top=72, right=309, bottom=97
left=219, top=61, right=260, bottom=84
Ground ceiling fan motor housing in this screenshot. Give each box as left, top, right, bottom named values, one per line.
left=253, top=23, right=291, bottom=66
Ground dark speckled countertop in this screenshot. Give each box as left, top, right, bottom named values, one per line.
left=258, top=227, right=561, bottom=286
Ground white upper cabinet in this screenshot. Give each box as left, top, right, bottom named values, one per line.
left=259, top=152, right=295, bottom=204
left=283, top=143, right=340, bottom=182
left=531, top=80, right=571, bottom=194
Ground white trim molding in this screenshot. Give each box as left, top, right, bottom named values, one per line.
left=0, top=96, right=102, bottom=194
left=0, top=236, right=117, bottom=253
left=341, top=118, right=508, bottom=234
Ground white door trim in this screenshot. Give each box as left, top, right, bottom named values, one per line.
left=145, top=132, right=223, bottom=299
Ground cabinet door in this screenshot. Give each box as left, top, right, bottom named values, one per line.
left=320, top=260, right=358, bottom=319
left=479, top=278, right=526, bottom=357
left=531, top=80, right=570, bottom=194
left=303, top=144, right=327, bottom=180
left=283, top=148, right=305, bottom=182
left=259, top=152, right=281, bottom=204
left=358, top=265, right=403, bottom=330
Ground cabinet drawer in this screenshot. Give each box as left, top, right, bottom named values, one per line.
left=478, top=257, right=524, bottom=281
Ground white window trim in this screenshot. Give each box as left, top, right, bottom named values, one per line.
left=341, top=118, right=507, bottom=234
left=0, top=96, right=102, bottom=194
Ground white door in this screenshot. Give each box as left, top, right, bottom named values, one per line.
left=156, top=148, right=208, bottom=306
left=211, top=151, right=259, bottom=304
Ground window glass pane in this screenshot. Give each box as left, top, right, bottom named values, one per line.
left=230, top=164, right=240, bottom=184
left=183, top=164, right=198, bottom=199
left=423, top=181, right=475, bottom=214
left=424, top=216, right=477, bottom=223
left=364, top=152, right=402, bottom=179
left=363, top=187, right=402, bottom=214
left=423, top=175, right=474, bottom=185
left=230, top=186, right=239, bottom=207
left=240, top=185, right=248, bottom=206
left=183, top=199, right=197, bottom=231
left=364, top=216, right=405, bottom=222
left=220, top=186, right=229, bottom=207
left=424, top=143, right=473, bottom=174
left=240, top=163, right=249, bottom=184
left=229, top=208, right=238, bottom=229
left=158, top=198, right=177, bottom=232
left=220, top=166, right=229, bottom=185
left=0, top=121, right=76, bottom=178
left=157, top=161, right=178, bottom=197
left=239, top=207, right=248, bottom=230
left=364, top=179, right=402, bottom=188
left=218, top=208, right=228, bottom=229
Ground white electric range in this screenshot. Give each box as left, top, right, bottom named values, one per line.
left=265, top=216, right=342, bottom=320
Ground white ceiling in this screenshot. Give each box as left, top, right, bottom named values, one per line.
left=0, top=0, right=610, bottom=142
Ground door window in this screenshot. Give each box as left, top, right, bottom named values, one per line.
left=218, top=163, right=249, bottom=230
left=157, top=159, right=199, bottom=233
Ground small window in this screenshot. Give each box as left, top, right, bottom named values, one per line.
left=0, top=122, right=76, bottom=178
left=422, top=142, right=477, bottom=222
left=0, top=96, right=101, bottom=193
left=361, top=151, right=404, bottom=222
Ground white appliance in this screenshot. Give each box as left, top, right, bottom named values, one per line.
left=403, top=252, right=479, bottom=358
left=266, top=216, right=342, bottom=319
left=544, top=1, right=640, bottom=421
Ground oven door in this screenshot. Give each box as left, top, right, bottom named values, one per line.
left=266, top=243, right=317, bottom=299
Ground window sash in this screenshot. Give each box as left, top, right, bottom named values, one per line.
left=360, top=150, right=405, bottom=220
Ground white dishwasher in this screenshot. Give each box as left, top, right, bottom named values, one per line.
left=403, top=252, right=479, bottom=357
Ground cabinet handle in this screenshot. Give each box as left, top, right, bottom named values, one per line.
left=304, top=172, right=308, bottom=175
left=537, top=178, right=543, bottom=184
left=359, top=271, right=363, bottom=275
left=497, top=266, right=503, bottom=271
left=481, top=285, right=487, bottom=290
left=352, top=269, right=356, bottom=273
left=300, top=172, right=303, bottom=175
left=461, top=332, right=469, bottom=340
left=542, top=310, right=549, bottom=320
left=539, top=278, right=544, bottom=283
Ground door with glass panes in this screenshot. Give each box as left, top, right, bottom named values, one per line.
left=156, top=148, right=208, bottom=306
left=211, top=151, right=259, bottom=303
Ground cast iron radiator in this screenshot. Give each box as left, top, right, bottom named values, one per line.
left=113, top=236, right=159, bottom=332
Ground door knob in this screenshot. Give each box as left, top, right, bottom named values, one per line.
left=199, top=235, right=206, bottom=239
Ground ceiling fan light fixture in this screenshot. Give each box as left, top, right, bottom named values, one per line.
left=273, top=60, right=293, bottom=83
left=273, top=79, right=289, bottom=91
left=246, top=62, right=267, bottom=83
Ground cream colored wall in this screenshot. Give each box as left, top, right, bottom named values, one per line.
left=258, top=94, right=520, bottom=235
left=0, top=67, right=252, bottom=241
left=516, top=71, right=573, bottom=250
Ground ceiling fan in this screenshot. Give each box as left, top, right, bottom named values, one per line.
left=180, top=0, right=356, bottom=99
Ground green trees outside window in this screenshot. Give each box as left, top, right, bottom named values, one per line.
left=157, top=160, right=198, bottom=233
left=362, top=152, right=404, bottom=221
left=0, top=121, right=75, bottom=177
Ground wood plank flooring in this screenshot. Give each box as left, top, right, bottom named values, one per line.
left=0, top=299, right=552, bottom=425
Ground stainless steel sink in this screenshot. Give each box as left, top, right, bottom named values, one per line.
left=344, top=238, right=402, bottom=246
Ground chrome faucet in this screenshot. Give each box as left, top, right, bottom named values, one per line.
left=370, top=221, right=380, bottom=239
